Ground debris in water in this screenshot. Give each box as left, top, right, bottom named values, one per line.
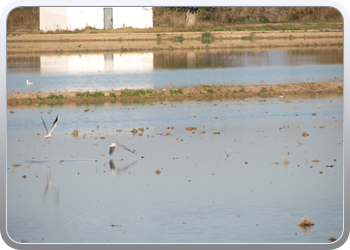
left=312, top=158, right=320, bottom=163
left=155, top=169, right=161, bottom=175
left=302, top=131, right=309, bottom=137
left=72, top=130, right=79, bottom=137
left=298, top=215, right=314, bottom=226
left=130, top=128, right=138, bottom=134
left=329, top=237, right=336, bottom=242
left=282, top=156, right=289, bottom=163
left=186, top=127, right=196, bottom=131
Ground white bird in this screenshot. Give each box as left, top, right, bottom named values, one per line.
left=279, top=93, right=285, bottom=99
left=41, top=115, right=59, bottom=143
left=109, top=142, right=137, bottom=156
left=26, top=80, right=34, bottom=85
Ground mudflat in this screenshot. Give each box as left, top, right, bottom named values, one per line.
left=7, top=82, right=343, bottom=106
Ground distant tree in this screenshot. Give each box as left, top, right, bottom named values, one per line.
left=165, top=7, right=216, bottom=28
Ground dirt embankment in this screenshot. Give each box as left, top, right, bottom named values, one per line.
left=7, top=30, right=343, bottom=54
left=7, top=82, right=343, bottom=106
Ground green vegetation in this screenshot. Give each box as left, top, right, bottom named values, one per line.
left=259, top=87, right=268, bottom=93
left=76, top=91, right=105, bottom=98
left=36, top=95, right=43, bottom=101
left=109, top=93, right=116, bottom=98
left=239, top=88, right=246, bottom=93
left=170, top=89, right=184, bottom=95
left=202, top=31, right=211, bottom=44
left=120, top=89, right=154, bottom=97
left=337, top=86, right=343, bottom=90
left=241, top=35, right=254, bottom=41
left=47, top=94, right=64, bottom=100
left=173, top=35, right=185, bottom=42
left=205, top=89, right=216, bottom=94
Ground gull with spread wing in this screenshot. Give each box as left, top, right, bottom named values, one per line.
left=109, top=142, right=137, bottom=156
left=41, top=115, right=59, bottom=143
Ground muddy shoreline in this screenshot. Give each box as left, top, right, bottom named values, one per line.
left=7, top=30, right=343, bottom=54
left=7, top=82, right=343, bottom=106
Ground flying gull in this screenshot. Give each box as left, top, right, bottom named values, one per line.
left=41, top=115, right=59, bottom=143
left=109, top=142, right=137, bottom=156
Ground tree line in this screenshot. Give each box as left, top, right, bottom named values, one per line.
left=154, top=7, right=343, bottom=28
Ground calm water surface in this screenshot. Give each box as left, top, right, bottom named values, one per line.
left=7, top=47, right=343, bottom=94
left=7, top=96, right=343, bottom=243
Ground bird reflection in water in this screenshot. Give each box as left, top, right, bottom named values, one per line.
left=43, top=173, right=60, bottom=205
left=109, top=160, right=137, bottom=176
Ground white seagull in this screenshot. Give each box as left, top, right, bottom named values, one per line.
left=26, top=80, right=34, bottom=85
left=41, top=115, right=59, bottom=143
left=109, top=142, right=137, bottom=156
left=279, top=93, right=285, bottom=99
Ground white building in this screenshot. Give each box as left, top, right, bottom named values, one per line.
left=39, top=7, right=153, bottom=31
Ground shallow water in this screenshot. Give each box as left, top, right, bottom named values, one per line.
left=7, top=47, right=343, bottom=94
left=7, top=96, right=343, bottom=243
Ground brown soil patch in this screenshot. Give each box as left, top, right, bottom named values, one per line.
left=7, top=82, right=343, bottom=106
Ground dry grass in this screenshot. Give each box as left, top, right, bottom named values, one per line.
left=153, top=7, right=343, bottom=28
left=298, top=215, right=314, bottom=226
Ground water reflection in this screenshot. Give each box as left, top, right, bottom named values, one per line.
left=43, top=173, right=60, bottom=206
left=109, top=160, right=137, bottom=176
left=7, top=48, right=343, bottom=94
left=153, top=48, right=343, bottom=69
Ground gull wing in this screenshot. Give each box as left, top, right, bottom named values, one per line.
left=41, top=116, right=48, bottom=135
left=115, top=142, right=137, bottom=155
left=48, top=115, right=59, bottom=135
